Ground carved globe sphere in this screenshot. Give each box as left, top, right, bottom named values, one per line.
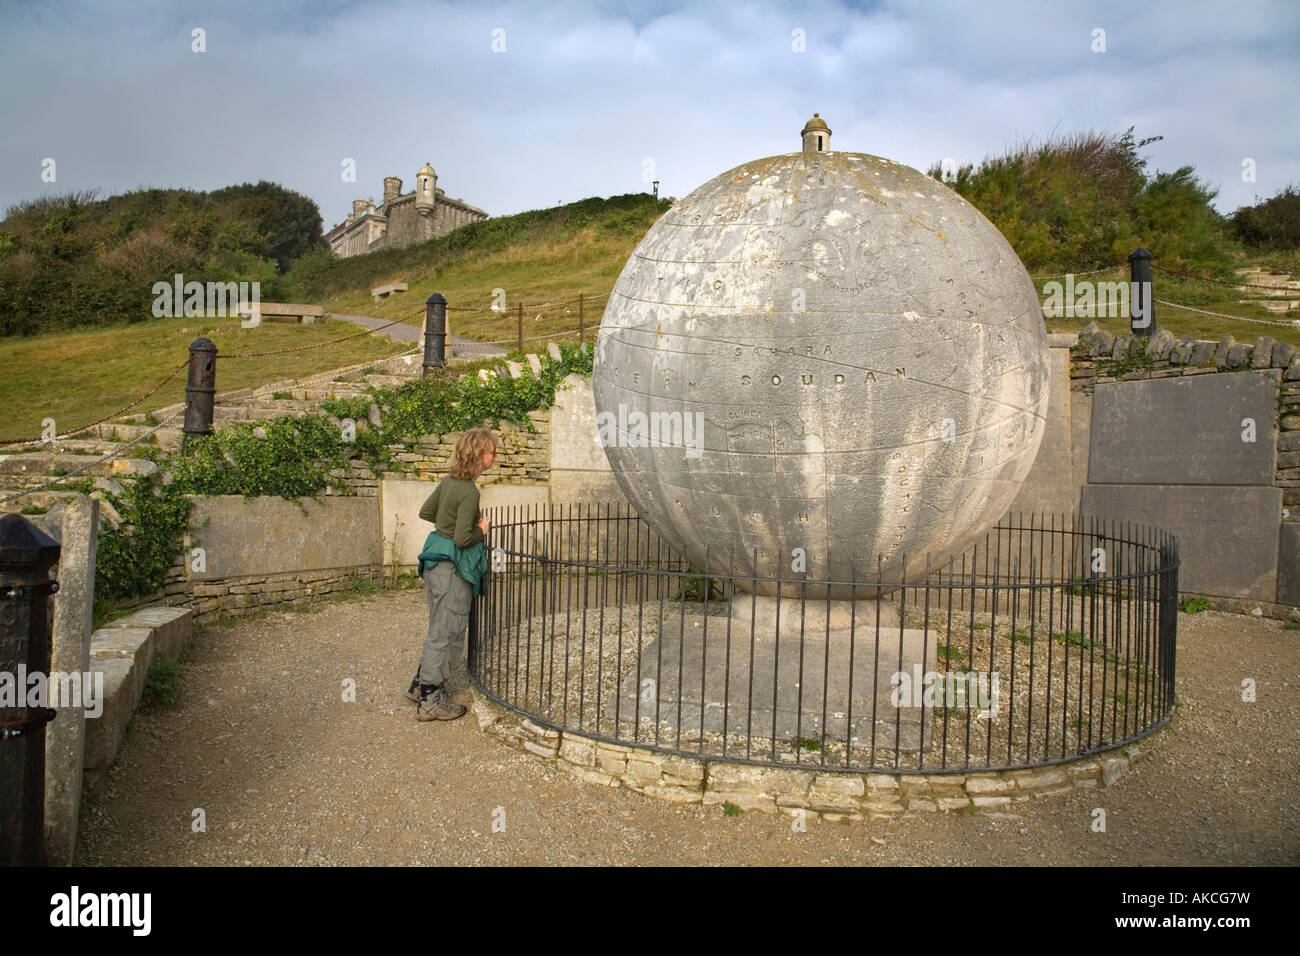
left=592, top=141, right=1050, bottom=595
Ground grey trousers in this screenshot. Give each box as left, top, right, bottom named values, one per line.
left=417, top=560, right=473, bottom=686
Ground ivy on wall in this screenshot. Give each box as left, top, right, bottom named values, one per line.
left=94, top=342, right=594, bottom=602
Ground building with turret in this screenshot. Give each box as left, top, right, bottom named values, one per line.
left=324, top=162, right=488, bottom=258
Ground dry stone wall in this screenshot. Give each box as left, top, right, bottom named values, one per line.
left=470, top=690, right=1152, bottom=819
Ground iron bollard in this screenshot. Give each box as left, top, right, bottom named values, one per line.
left=182, top=336, right=217, bottom=442
left=423, top=293, right=447, bottom=375
left=1129, top=247, right=1155, bottom=338
left=0, top=513, right=61, bottom=866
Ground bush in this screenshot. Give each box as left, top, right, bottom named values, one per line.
left=929, top=128, right=1234, bottom=276
left=1232, top=184, right=1300, bottom=249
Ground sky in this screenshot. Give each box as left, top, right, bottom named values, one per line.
left=1, top=0, right=1297, bottom=229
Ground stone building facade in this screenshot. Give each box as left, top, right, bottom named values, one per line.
left=325, top=162, right=487, bottom=258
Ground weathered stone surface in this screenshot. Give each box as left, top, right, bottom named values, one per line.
left=1101, top=756, right=1129, bottom=786
left=661, top=756, right=705, bottom=786
left=1272, top=342, right=1296, bottom=369
left=965, top=774, right=1018, bottom=795
left=906, top=798, right=938, bottom=812
left=104, top=606, right=191, bottom=660
left=1088, top=370, right=1279, bottom=485
left=970, top=795, right=1012, bottom=808
left=1226, top=344, right=1252, bottom=367
left=1214, top=335, right=1236, bottom=366
left=610, top=613, right=935, bottom=746
left=593, top=147, right=1050, bottom=594
left=810, top=773, right=865, bottom=797
left=1145, top=328, right=1175, bottom=359
left=547, top=342, right=563, bottom=361
left=1277, top=524, right=1300, bottom=606
left=1081, top=484, right=1282, bottom=600
left=557, top=736, right=596, bottom=767
left=188, top=495, right=380, bottom=578
left=1007, top=343, right=1078, bottom=517
left=1190, top=340, right=1217, bottom=366
left=702, top=791, right=778, bottom=813
left=707, top=764, right=813, bottom=794
left=936, top=795, right=972, bottom=811
left=643, top=783, right=701, bottom=803
left=44, top=495, right=97, bottom=866
left=526, top=354, right=543, bottom=378
left=1012, top=768, right=1068, bottom=791
left=521, top=738, right=559, bottom=758
left=83, top=658, right=137, bottom=773
left=1252, top=337, right=1276, bottom=369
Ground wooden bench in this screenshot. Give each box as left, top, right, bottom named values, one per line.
left=243, top=302, right=326, bottom=324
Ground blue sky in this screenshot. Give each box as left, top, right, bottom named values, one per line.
left=1, top=0, right=1296, bottom=229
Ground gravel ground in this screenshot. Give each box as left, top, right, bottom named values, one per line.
left=76, top=588, right=1299, bottom=866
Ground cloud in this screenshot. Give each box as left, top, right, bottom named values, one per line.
left=0, top=0, right=1296, bottom=230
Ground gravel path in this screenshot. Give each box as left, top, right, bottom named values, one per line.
left=330, top=312, right=507, bottom=358
left=76, top=590, right=1299, bottom=866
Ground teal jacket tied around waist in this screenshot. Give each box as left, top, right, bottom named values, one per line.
left=418, top=531, right=488, bottom=596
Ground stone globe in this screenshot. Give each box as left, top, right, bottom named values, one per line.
left=592, top=116, right=1050, bottom=596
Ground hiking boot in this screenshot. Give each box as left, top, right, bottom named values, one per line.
left=404, top=674, right=423, bottom=704
left=417, top=685, right=467, bottom=722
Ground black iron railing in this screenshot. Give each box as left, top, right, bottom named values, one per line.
left=468, top=504, right=1178, bottom=774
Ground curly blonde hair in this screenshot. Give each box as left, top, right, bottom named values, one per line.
left=449, top=427, right=497, bottom=480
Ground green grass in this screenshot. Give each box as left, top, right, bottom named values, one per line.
left=0, top=314, right=405, bottom=441
left=936, top=642, right=965, bottom=664
left=302, top=195, right=670, bottom=345
left=798, top=737, right=823, bottom=753
left=1053, top=630, right=1094, bottom=649
left=1011, top=629, right=1034, bottom=646
left=140, top=652, right=184, bottom=710
left=1042, top=266, right=1300, bottom=347
left=91, top=602, right=133, bottom=630
left=1284, top=621, right=1300, bottom=630
left=1179, top=597, right=1212, bottom=614
left=722, top=802, right=743, bottom=817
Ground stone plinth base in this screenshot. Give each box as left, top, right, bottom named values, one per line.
left=606, top=598, right=934, bottom=749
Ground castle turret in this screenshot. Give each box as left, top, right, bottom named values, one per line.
left=801, top=113, right=831, bottom=154
left=415, top=162, right=437, bottom=216
left=383, top=177, right=402, bottom=206
left=353, top=198, right=369, bottom=219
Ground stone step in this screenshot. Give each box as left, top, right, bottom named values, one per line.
left=240, top=396, right=325, bottom=412
left=212, top=405, right=311, bottom=423
left=0, top=489, right=85, bottom=513
left=39, top=438, right=130, bottom=456
left=0, top=453, right=159, bottom=478
left=1239, top=300, right=1300, bottom=313
left=78, top=424, right=185, bottom=452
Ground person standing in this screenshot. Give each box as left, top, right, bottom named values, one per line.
left=406, top=427, right=496, bottom=721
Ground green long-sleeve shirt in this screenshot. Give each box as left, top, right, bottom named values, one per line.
left=419, top=476, right=484, bottom=548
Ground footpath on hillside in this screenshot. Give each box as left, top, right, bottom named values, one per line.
left=328, top=312, right=508, bottom=359
left=75, top=588, right=1299, bottom=866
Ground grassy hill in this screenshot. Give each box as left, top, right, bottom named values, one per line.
left=0, top=181, right=324, bottom=335
left=290, top=193, right=671, bottom=345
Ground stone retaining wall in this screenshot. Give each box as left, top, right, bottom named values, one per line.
left=469, top=691, right=1153, bottom=820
